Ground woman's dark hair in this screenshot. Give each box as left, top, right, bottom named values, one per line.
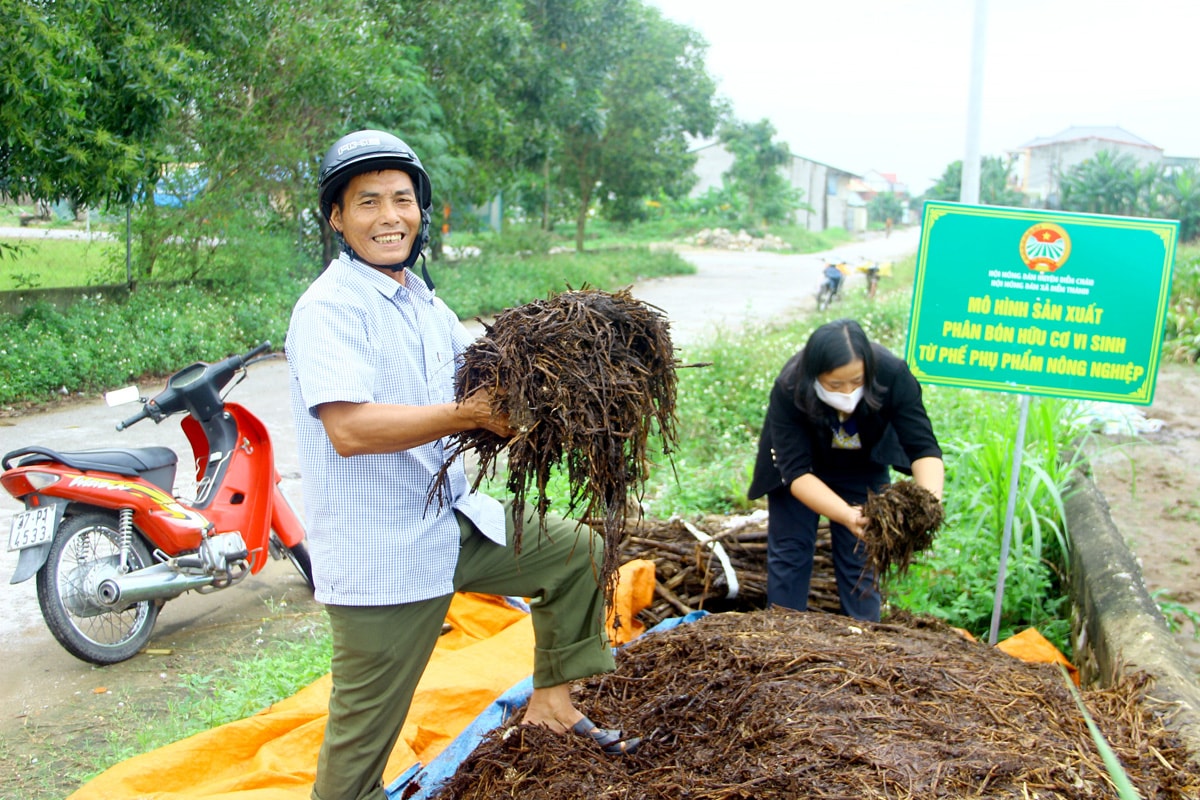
left=791, top=318, right=884, bottom=415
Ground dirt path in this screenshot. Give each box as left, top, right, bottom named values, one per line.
left=1087, top=361, right=1200, bottom=671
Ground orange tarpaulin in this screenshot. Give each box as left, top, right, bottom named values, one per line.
left=996, top=626, right=1081, bottom=686
left=67, top=560, right=657, bottom=800
left=67, top=558, right=1078, bottom=799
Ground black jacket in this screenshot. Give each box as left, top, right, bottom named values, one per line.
left=747, top=344, right=942, bottom=500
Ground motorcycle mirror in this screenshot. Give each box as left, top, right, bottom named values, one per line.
left=105, top=385, right=142, bottom=407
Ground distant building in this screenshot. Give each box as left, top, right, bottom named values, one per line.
left=860, top=169, right=908, bottom=197
left=1010, top=126, right=1163, bottom=205
left=689, top=140, right=869, bottom=232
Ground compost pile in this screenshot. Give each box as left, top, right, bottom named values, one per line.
left=860, top=478, right=944, bottom=579
left=436, top=287, right=678, bottom=599
left=431, top=609, right=1196, bottom=799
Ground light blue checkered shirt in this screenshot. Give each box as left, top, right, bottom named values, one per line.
left=286, top=254, right=504, bottom=605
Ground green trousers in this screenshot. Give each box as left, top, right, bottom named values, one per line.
left=311, top=505, right=614, bottom=800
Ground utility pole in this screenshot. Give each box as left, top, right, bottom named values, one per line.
left=960, top=0, right=988, bottom=205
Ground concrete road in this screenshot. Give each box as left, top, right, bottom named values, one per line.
left=0, top=227, right=921, bottom=677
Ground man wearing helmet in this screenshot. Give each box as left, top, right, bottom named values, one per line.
left=287, top=131, right=637, bottom=800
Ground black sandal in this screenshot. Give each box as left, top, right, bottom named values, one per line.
left=571, top=715, right=641, bottom=755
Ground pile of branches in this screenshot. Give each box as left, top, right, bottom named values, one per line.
left=861, top=478, right=945, bottom=579
left=619, top=515, right=843, bottom=624
left=432, top=609, right=1196, bottom=799
left=435, top=287, right=679, bottom=600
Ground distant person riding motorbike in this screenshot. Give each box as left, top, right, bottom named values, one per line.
left=286, top=130, right=638, bottom=800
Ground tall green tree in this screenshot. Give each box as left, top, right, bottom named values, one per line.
left=130, top=0, right=441, bottom=280
left=719, top=119, right=803, bottom=228
left=1, top=0, right=195, bottom=206
left=924, top=156, right=1025, bottom=207
left=529, top=0, right=719, bottom=250
left=374, top=0, right=531, bottom=207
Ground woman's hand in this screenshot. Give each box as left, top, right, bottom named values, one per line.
left=842, top=505, right=868, bottom=539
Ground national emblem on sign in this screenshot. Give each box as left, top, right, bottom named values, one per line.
left=1019, top=222, right=1071, bottom=272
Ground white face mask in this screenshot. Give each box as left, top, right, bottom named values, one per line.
left=814, top=380, right=863, bottom=414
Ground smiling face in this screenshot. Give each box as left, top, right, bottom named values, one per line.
left=329, top=169, right=423, bottom=273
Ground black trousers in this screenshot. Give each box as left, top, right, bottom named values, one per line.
left=765, top=469, right=889, bottom=622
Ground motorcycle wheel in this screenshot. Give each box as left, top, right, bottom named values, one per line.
left=271, top=532, right=315, bottom=591
left=817, top=283, right=834, bottom=311
left=35, top=512, right=159, bottom=665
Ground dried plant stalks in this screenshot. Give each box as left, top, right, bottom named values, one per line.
left=620, top=516, right=843, bottom=625
left=861, top=478, right=944, bottom=579
left=432, top=287, right=679, bottom=601
left=432, top=609, right=1196, bottom=799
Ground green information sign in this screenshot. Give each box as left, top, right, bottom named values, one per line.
left=906, top=202, right=1178, bottom=405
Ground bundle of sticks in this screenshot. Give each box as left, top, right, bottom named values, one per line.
left=620, top=479, right=945, bottom=626
left=619, top=515, right=842, bottom=625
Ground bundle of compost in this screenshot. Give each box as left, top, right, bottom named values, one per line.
left=434, top=287, right=679, bottom=600
left=619, top=515, right=843, bottom=624
left=860, top=478, right=945, bottom=579
left=431, top=609, right=1195, bottom=799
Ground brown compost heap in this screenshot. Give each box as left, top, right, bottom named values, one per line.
left=430, top=609, right=1196, bottom=799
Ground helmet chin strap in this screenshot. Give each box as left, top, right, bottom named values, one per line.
left=340, top=244, right=435, bottom=292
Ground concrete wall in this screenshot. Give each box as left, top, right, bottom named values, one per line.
left=691, top=144, right=734, bottom=197
left=782, top=157, right=828, bottom=232
left=0, top=284, right=130, bottom=316
left=1066, top=470, right=1200, bottom=767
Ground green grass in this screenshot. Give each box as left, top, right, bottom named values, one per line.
left=438, top=247, right=694, bottom=319
left=0, top=237, right=122, bottom=290
left=79, top=614, right=332, bottom=785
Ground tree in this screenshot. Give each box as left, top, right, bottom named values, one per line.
left=1163, top=165, right=1200, bottom=242
left=532, top=0, right=719, bottom=250
left=1057, top=150, right=1142, bottom=216
left=718, top=119, right=804, bottom=228
left=868, top=192, right=904, bottom=227
left=126, top=0, right=442, bottom=280
left=924, top=156, right=1025, bottom=207
left=1, top=0, right=195, bottom=206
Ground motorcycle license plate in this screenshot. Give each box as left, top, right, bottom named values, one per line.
left=8, top=506, right=58, bottom=551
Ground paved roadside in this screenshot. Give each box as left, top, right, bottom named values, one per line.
left=0, top=225, right=115, bottom=241
left=0, top=228, right=921, bottom=685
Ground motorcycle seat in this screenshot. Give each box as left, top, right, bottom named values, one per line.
left=2, top=446, right=179, bottom=492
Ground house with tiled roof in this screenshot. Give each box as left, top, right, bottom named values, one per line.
left=1009, top=125, right=1163, bottom=205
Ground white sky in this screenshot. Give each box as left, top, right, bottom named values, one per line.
left=648, top=0, right=1200, bottom=195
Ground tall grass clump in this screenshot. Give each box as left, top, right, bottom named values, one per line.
left=1165, top=243, right=1200, bottom=363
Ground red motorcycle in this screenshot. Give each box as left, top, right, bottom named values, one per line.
left=2, top=343, right=313, bottom=664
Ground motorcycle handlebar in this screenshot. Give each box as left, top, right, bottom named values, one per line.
left=242, top=342, right=272, bottom=363
left=116, top=406, right=151, bottom=431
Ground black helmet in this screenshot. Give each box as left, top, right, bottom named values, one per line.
left=317, top=130, right=432, bottom=271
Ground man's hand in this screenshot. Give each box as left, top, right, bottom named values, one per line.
left=460, top=388, right=515, bottom=437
